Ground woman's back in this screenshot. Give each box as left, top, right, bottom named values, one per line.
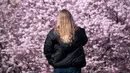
left=44, top=26, right=88, bottom=68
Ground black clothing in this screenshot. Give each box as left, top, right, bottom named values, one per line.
left=53, top=67, right=81, bottom=73
left=44, top=26, right=88, bottom=68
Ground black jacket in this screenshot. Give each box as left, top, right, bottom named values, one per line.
left=44, top=26, right=88, bottom=68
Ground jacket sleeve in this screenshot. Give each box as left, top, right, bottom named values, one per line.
left=44, top=30, right=54, bottom=66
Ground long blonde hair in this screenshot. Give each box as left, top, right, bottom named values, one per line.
left=54, top=9, right=78, bottom=44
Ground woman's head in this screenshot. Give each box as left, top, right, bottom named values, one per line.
left=55, top=9, right=78, bottom=44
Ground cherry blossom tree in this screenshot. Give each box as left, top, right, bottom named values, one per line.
left=0, top=0, right=130, bottom=73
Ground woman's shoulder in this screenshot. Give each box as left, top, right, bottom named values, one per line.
left=79, top=26, right=85, bottom=30
left=76, top=26, right=85, bottom=33
left=46, top=28, right=55, bottom=39
left=47, top=28, right=59, bottom=40
left=47, top=28, right=54, bottom=35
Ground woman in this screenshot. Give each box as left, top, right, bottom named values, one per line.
left=44, top=9, right=88, bottom=73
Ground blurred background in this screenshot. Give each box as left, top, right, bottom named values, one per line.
left=0, top=0, right=130, bottom=73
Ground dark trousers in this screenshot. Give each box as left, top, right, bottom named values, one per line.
left=53, top=67, right=81, bottom=73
